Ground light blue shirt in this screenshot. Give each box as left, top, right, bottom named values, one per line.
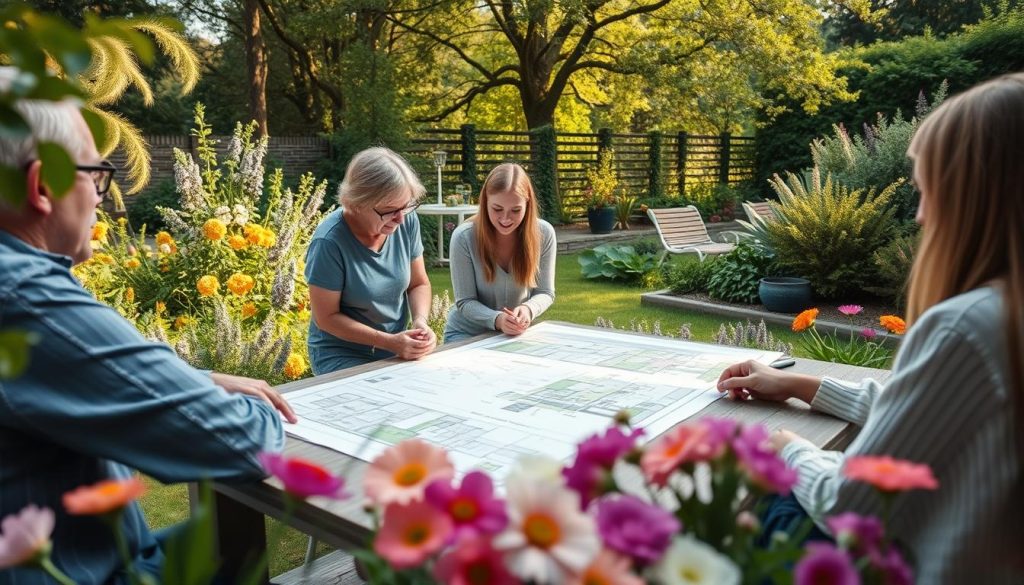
left=0, top=230, right=284, bottom=585
left=304, top=208, right=424, bottom=374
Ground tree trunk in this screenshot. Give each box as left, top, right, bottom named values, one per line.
left=245, top=0, right=269, bottom=136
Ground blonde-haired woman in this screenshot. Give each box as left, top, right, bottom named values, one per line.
left=306, top=147, right=436, bottom=374
left=443, top=163, right=556, bottom=342
left=717, top=74, right=1024, bottom=583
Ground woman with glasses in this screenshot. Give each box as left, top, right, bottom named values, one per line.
left=305, top=147, right=436, bottom=374
left=443, top=163, right=556, bottom=342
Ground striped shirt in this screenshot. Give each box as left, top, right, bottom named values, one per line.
left=0, top=230, right=285, bottom=584
left=782, top=286, right=1023, bottom=583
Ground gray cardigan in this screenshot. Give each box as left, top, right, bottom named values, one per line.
left=443, top=219, right=556, bottom=340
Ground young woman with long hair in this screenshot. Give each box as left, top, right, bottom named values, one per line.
left=716, top=73, right=1024, bottom=582
left=444, top=163, right=556, bottom=342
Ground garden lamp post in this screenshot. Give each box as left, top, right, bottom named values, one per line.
left=433, top=149, right=447, bottom=205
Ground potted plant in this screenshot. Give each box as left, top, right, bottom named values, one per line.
left=585, top=148, right=619, bottom=234
left=758, top=276, right=813, bottom=313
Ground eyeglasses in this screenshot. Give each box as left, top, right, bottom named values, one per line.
left=372, top=201, right=421, bottom=221
left=76, top=161, right=117, bottom=198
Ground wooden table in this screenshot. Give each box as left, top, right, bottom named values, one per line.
left=208, top=328, right=891, bottom=580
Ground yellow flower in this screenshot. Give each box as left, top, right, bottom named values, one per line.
left=226, top=273, right=255, bottom=296
left=197, top=275, right=220, bottom=297
left=258, top=229, right=276, bottom=248
left=241, top=302, right=257, bottom=319
left=117, top=217, right=128, bottom=226
left=174, top=315, right=191, bottom=330
left=791, top=308, right=819, bottom=332
left=203, top=218, right=227, bottom=241
left=124, top=287, right=135, bottom=304
left=283, top=353, right=308, bottom=380
left=227, top=234, right=247, bottom=251
left=155, top=231, right=173, bottom=246
left=244, top=224, right=263, bottom=245
left=91, top=222, right=109, bottom=242
left=879, top=315, right=906, bottom=335
left=125, top=258, right=141, bottom=269
left=93, top=253, right=115, bottom=265
left=155, top=301, right=166, bottom=314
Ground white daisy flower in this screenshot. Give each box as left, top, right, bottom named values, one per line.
left=649, top=536, right=740, bottom=585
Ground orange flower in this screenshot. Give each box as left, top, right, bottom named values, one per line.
left=879, top=315, right=906, bottom=335
left=284, top=353, right=307, bottom=379
left=125, top=258, right=141, bottom=270
left=226, top=273, right=255, bottom=296
left=844, top=456, right=938, bottom=493
left=174, top=315, right=191, bottom=330
left=124, top=287, right=135, bottom=304
left=244, top=224, right=263, bottom=245
left=63, top=478, right=146, bottom=516
left=155, top=301, right=166, bottom=314
left=91, top=222, right=109, bottom=242
left=241, top=302, right=257, bottom=319
left=155, top=231, right=174, bottom=246
left=227, top=234, right=248, bottom=251
left=203, top=218, right=227, bottom=241
left=197, top=275, right=219, bottom=297
left=791, top=308, right=819, bottom=332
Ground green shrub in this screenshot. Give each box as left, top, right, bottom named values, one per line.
left=633, top=238, right=663, bottom=257
left=578, top=244, right=664, bottom=284
left=765, top=169, right=898, bottom=298
left=706, top=242, right=776, bottom=304
left=126, top=179, right=178, bottom=232
left=865, top=229, right=919, bottom=307
left=683, top=183, right=739, bottom=222
left=662, top=258, right=715, bottom=294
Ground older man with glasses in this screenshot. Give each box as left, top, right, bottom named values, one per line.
left=0, top=69, right=294, bottom=584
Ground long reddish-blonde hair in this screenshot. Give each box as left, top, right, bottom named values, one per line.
left=473, top=163, right=541, bottom=287
left=907, top=73, right=1024, bottom=441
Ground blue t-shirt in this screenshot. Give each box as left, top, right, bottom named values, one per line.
left=304, top=208, right=424, bottom=373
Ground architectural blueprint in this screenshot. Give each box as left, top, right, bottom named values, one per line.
left=285, top=323, right=783, bottom=478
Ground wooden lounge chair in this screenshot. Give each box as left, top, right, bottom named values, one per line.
left=646, top=205, right=735, bottom=261
left=743, top=201, right=776, bottom=222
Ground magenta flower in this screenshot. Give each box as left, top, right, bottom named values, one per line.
left=838, top=304, right=864, bottom=316
left=827, top=512, right=883, bottom=554
left=794, top=543, right=859, bottom=585
left=861, top=327, right=878, bottom=340
left=259, top=452, right=348, bottom=500
left=444, top=221, right=456, bottom=233
left=424, top=471, right=508, bottom=539
left=434, top=536, right=520, bottom=585
left=595, top=495, right=680, bottom=564
left=563, top=426, right=644, bottom=507
left=869, top=547, right=913, bottom=585
left=731, top=425, right=798, bottom=495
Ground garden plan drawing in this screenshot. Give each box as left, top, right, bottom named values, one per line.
left=285, top=322, right=783, bottom=479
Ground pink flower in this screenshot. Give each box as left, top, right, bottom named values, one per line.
left=259, top=453, right=347, bottom=500
left=445, top=221, right=456, bottom=232
left=425, top=471, right=508, bottom=539
left=869, top=546, right=914, bottom=585
left=595, top=495, right=679, bottom=564
left=827, top=512, right=883, bottom=554
left=563, top=426, right=644, bottom=507
left=374, top=499, right=453, bottom=569
left=566, top=549, right=644, bottom=585
left=434, top=536, right=521, bottom=585
left=640, top=419, right=733, bottom=486
left=365, top=439, right=455, bottom=506
left=844, top=456, right=938, bottom=493
left=731, top=425, right=798, bottom=495
left=0, top=505, right=54, bottom=569
left=838, top=304, right=864, bottom=316
left=861, top=327, right=878, bottom=340
left=794, top=543, right=859, bottom=585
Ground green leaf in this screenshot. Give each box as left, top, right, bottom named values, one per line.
left=0, top=330, right=40, bottom=379
left=25, top=13, right=92, bottom=76
left=162, top=482, right=219, bottom=585
left=27, top=76, right=85, bottom=101
left=80, top=108, right=108, bottom=150
left=0, top=164, right=28, bottom=207
left=38, top=142, right=76, bottom=198
left=0, top=104, right=31, bottom=139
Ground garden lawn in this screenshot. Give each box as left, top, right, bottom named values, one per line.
left=140, top=250, right=806, bottom=576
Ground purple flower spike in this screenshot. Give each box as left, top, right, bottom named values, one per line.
left=563, top=426, right=644, bottom=507
left=794, top=543, right=859, bottom=585
left=596, top=494, right=680, bottom=564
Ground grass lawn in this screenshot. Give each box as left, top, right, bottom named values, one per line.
left=140, top=249, right=804, bottom=575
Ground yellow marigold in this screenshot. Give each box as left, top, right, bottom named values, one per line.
left=244, top=224, right=263, bottom=245
left=283, top=353, right=308, bottom=380
left=155, top=301, right=166, bottom=314
left=241, top=302, right=257, bottom=319
left=226, top=273, right=255, bottom=296
left=174, top=315, right=191, bottom=330
left=155, top=231, right=174, bottom=246
left=197, top=275, right=220, bottom=297
left=258, top=229, right=276, bottom=248
left=124, top=287, right=135, bottom=304
left=125, top=258, right=141, bottom=269
left=203, top=218, right=227, bottom=241
left=227, top=234, right=248, bottom=251
left=791, top=308, right=819, bottom=332
left=91, top=222, right=109, bottom=242
left=879, top=315, right=906, bottom=335
left=93, top=253, right=115, bottom=265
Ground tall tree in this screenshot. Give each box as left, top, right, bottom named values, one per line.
left=244, top=0, right=268, bottom=135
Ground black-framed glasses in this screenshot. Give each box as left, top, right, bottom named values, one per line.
left=372, top=201, right=421, bottom=221
left=76, top=161, right=117, bottom=197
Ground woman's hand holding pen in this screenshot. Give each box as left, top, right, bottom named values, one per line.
left=497, top=306, right=529, bottom=336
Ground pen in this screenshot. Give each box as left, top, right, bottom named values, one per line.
left=770, top=357, right=796, bottom=369
left=501, top=307, right=521, bottom=324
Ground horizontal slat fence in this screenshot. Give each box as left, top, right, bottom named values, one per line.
left=409, top=126, right=754, bottom=218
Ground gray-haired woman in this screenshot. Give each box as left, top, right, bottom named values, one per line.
left=305, top=147, right=436, bottom=374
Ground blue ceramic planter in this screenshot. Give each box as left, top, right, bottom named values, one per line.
left=587, top=207, right=616, bottom=234
left=759, top=277, right=813, bottom=313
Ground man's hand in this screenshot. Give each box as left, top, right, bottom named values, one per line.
left=210, top=372, right=298, bottom=424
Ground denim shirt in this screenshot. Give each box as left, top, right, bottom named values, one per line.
left=0, top=230, right=285, bottom=584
